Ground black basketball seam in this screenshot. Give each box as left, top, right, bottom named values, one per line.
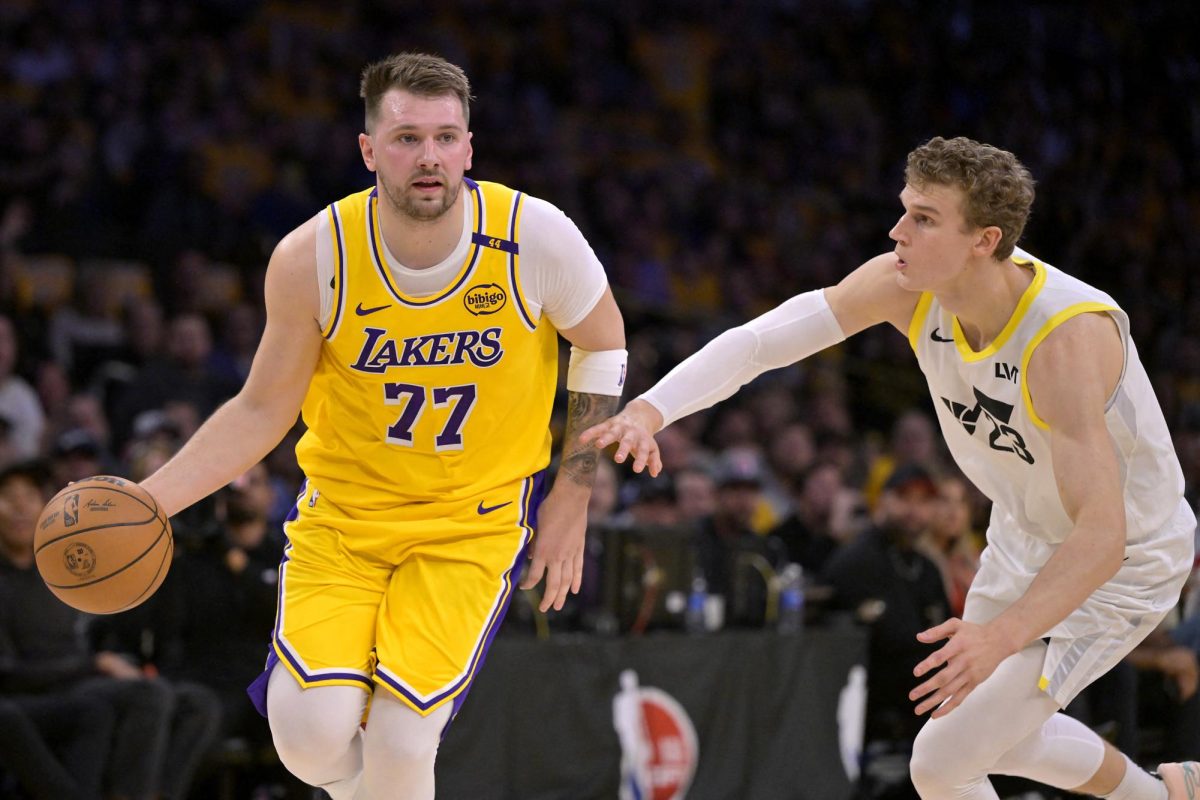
left=106, top=534, right=173, bottom=615
left=43, top=518, right=169, bottom=590
left=35, top=514, right=162, bottom=551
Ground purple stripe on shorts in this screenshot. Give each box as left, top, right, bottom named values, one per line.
left=246, top=479, right=372, bottom=717
left=439, top=470, right=546, bottom=736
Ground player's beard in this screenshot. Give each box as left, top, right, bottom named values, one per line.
left=379, top=170, right=460, bottom=222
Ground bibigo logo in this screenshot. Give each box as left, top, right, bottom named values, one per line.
left=463, top=283, right=507, bottom=315
left=612, top=669, right=698, bottom=800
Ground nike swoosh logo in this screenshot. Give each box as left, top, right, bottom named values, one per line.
left=356, top=302, right=392, bottom=316
left=477, top=500, right=513, bottom=515
left=930, top=327, right=954, bottom=343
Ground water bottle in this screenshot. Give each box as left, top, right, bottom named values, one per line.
left=778, top=563, right=805, bottom=634
left=685, top=572, right=708, bottom=634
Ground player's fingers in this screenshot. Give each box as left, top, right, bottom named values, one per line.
left=571, top=550, right=584, bottom=595
left=553, top=560, right=572, bottom=610
left=539, top=561, right=563, bottom=612
left=578, top=423, right=602, bottom=445
left=520, top=556, right=546, bottom=591
left=914, top=673, right=967, bottom=716
left=614, top=430, right=640, bottom=464
left=913, top=640, right=956, bottom=677
left=930, top=681, right=973, bottom=719
left=916, top=618, right=960, bottom=644
left=648, top=447, right=663, bottom=477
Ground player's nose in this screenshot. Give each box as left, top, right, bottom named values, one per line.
left=417, top=139, right=439, bottom=168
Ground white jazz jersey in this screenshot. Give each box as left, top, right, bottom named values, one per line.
left=908, top=247, right=1195, bottom=704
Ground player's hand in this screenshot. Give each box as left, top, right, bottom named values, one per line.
left=909, top=618, right=1015, bottom=718
left=94, top=651, right=144, bottom=681
left=1159, top=646, right=1200, bottom=701
left=579, top=399, right=664, bottom=476
left=519, top=486, right=587, bottom=612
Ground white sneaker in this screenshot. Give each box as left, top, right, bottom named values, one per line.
left=1157, top=762, right=1200, bottom=800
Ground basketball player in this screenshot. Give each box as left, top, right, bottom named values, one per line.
left=140, top=53, right=626, bottom=799
left=583, top=137, right=1197, bottom=799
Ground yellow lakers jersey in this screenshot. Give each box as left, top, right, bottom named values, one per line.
left=295, top=179, right=559, bottom=508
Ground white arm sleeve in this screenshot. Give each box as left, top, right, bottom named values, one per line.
left=640, top=289, right=846, bottom=429
left=518, top=196, right=608, bottom=330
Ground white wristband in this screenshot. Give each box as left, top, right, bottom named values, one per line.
left=567, top=347, right=628, bottom=396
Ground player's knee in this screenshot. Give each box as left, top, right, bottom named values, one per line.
left=910, top=721, right=986, bottom=799
left=908, top=741, right=946, bottom=799
left=273, top=718, right=359, bottom=776
left=363, top=716, right=441, bottom=769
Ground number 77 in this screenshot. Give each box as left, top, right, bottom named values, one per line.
left=384, top=383, right=478, bottom=450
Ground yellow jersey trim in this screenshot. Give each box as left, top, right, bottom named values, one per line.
left=1019, top=301, right=1118, bottom=431
left=952, top=257, right=1046, bottom=362
left=907, top=292, right=934, bottom=353
left=367, top=182, right=485, bottom=307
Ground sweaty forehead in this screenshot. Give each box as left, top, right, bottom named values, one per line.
left=373, top=90, right=466, bottom=133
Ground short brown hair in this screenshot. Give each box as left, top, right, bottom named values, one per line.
left=359, top=52, right=473, bottom=132
left=904, top=136, right=1035, bottom=260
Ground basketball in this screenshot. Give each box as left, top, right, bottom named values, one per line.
left=33, top=476, right=173, bottom=615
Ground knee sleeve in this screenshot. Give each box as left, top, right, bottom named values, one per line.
left=266, top=664, right=368, bottom=787
left=909, top=644, right=1061, bottom=800
left=992, top=713, right=1106, bottom=789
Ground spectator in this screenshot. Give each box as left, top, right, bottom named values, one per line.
left=1127, top=614, right=1200, bottom=762
left=111, top=313, right=241, bottom=448
left=0, top=692, right=114, bottom=800
left=693, top=450, right=788, bottom=628
left=147, top=465, right=283, bottom=766
left=771, top=460, right=861, bottom=576
left=821, top=464, right=949, bottom=800
left=0, top=314, right=44, bottom=460
left=862, top=410, right=943, bottom=513
left=674, top=465, right=717, bottom=524
left=0, top=459, right=174, bottom=800
left=917, top=473, right=982, bottom=618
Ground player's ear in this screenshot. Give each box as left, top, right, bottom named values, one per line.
left=464, top=131, right=473, bottom=172
left=359, top=132, right=377, bottom=172
left=974, top=225, right=1002, bottom=259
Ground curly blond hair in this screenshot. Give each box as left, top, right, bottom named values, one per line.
left=905, top=136, right=1035, bottom=260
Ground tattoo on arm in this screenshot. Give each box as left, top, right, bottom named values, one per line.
left=558, top=391, right=620, bottom=488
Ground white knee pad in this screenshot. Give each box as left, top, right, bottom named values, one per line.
left=266, top=663, right=368, bottom=789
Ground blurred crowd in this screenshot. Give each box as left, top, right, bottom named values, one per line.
left=1, top=0, right=1199, bottom=797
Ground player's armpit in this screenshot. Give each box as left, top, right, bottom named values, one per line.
left=825, top=252, right=923, bottom=337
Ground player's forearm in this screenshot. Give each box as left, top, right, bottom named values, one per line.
left=641, top=289, right=845, bottom=428
left=141, top=394, right=297, bottom=517
left=987, top=521, right=1125, bottom=652
left=554, top=390, right=620, bottom=492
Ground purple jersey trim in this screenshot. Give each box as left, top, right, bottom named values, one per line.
left=325, top=204, right=348, bottom=339
left=506, top=191, right=537, bottom=331
left=367, top=184, right=483, bottom=307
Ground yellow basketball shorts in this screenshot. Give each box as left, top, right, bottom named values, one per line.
left=247, top=471, right=545, bottom=721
